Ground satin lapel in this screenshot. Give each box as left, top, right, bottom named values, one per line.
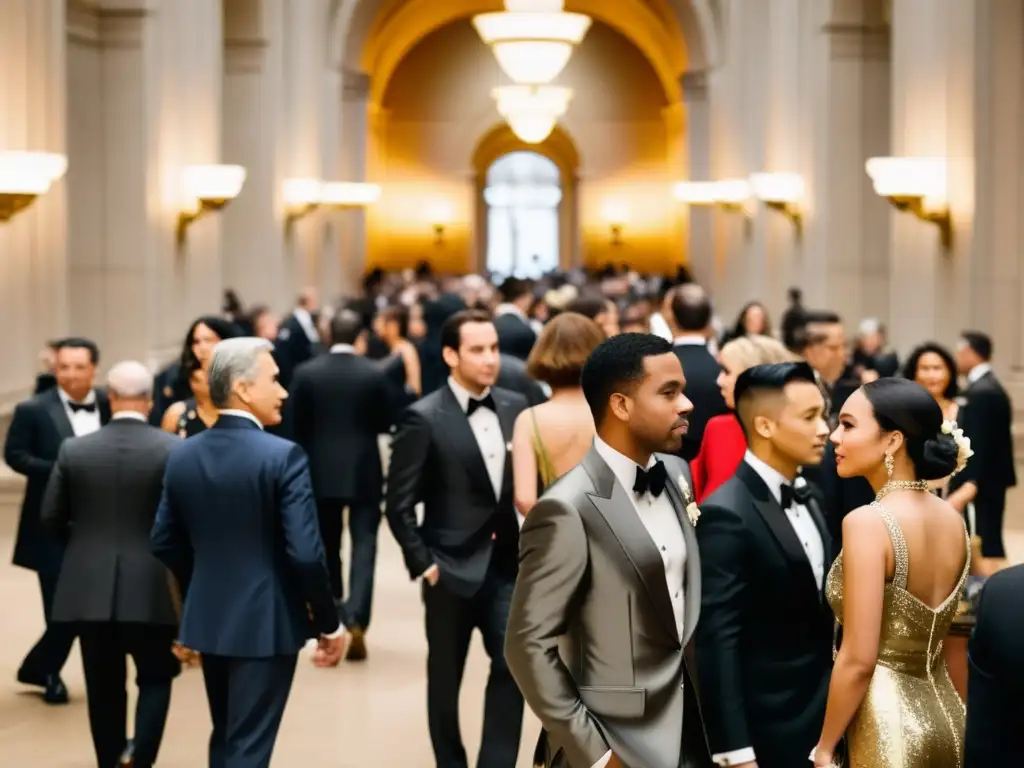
left=494, top=390, right=517, bottom=496
left=661, top=457, right=701, bottom=646
left=805, top=491, right=833, bottom=564
left=584, top=452, right=679, bottom=643
left=739, top=463, right=819, bottom=594
left=440, top=386, right=495, bottom=502
left=44, top=390, right=74, bottom=440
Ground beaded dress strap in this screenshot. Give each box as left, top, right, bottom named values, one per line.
left=871, top=500, right=909, bottom=590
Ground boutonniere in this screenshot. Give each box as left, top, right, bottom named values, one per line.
left=677, top=473, right=700, bottom=526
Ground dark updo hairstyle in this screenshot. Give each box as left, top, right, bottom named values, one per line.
left=861, top=378, right=960, bottom=480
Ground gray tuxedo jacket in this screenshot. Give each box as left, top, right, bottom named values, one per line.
left=505, top=445, right=712, bottom=768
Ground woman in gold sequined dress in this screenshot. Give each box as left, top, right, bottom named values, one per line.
left=812, top=378, right=972, bottom=767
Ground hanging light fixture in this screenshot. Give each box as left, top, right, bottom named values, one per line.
left=473, top=5, right=591, bottom=85
left=493, top=86, right=573, bottom=144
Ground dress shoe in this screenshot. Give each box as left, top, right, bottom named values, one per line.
left=16, top=670, right=68, bottom=704
left=346, top=626, right=367, bottom=662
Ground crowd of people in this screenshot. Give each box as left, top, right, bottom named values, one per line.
left=3, top=263, right=1020, bottom=767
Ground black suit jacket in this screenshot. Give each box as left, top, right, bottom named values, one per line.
left=964, top=564, right=1024, bottom=767
left=494, top=313, right=536, bottom=361
left=808, top=441, right=874, bottom=550
left=289, top=351, right=394, bottom=502
left=672, top=342, right=728, bottom=462
left=4, top=388, right=111, bottom=572
left=497, top=353, right=547, bottom=407
left=385, top=384, right=529, bottom=597
left=41, top=418, right=179, bottom=625
left=695, top=462, right=834, bottom=768
left=277, top=313, right=318, bottom=391
left=955, top=370, right=1016, bottom=496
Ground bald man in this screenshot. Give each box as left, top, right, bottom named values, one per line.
left=41, top=361, right=181, bottom=768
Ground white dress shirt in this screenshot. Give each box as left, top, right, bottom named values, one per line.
left=58, top=388, right=102, bottom=437
left=711, top=451, right=826, bottom=768
left=112, top=411, right=146, bottom=423
left=967, top=361, right=992, bottom=385
left=591, top=437, right=688, bottom=768
left=330, top=343, right=355, bottom=354
left=649, top=311, right=673, bottom=342
left=293, top=307, right=320, bottom=343
left=447, top=376, right=506, bottom=499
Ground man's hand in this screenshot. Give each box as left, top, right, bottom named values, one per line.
left=423, top=563, right=440, bottom=586
left=312, top=632, right=350, bottom=668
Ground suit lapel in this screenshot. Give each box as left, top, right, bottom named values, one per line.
left=660, top=456, right=701, bottom=646
left=582, top=448, right=680, bottom=643
left=738, top=462, right=819, bottom=596
left=494, top=390, right=516, bottom=497
left=804, top=487, right=833, bottom=566
left=44, top=389, right=74, bottom=440
left=97, top=391, right=111, bottom=425
left=440, top=386, right=495, bottom=502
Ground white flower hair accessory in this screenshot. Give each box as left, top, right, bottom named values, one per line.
left=941, top=420, right=974, bottom=476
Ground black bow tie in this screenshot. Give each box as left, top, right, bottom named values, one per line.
left=634, top=460, right=668, bottom=498
left=68, top=401, right=96, bottom=414
left=466, top=394, right=496, bottom=416
left=780, top=482, right=812, bottom=510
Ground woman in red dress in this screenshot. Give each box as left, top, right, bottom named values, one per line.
left=691, top=334, right=797, bottom=501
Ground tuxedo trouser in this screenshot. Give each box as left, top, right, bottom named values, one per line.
left=974, top=491, right=1007, bottom=558
left=316, top=497, right=381, bottom=628
left=78, top=622, right=178, bottom=768
left=423, top=566, right=524, bottom=768
left=201, top=653, right=298, bottom=768
left=20, top=567, right=76, bottom=678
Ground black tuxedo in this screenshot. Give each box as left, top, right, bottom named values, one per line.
left=386, top=383, right=529, bottom=768
left=808, top=441, right=874, bottom=549
left=289, top=350, right=395, bottom=628
left=964, top=564, right=1024, bottom=767
left=497, top=353, right=547, bottom=406
left=672, top=342, right=728, bottom=461
left=695, top=462, right=834, bottom=768
left=41, top=417, right=179, bottom=768
left=494, top=312, right=536, bottom=361
left=276, top=312, right=318, bottom=390
left=954, top=369, right=1016, bottom=557
left=4, top=387, right=111, bottom=681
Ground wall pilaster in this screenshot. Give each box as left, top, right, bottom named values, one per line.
left=340, top=70, right=370, bottom=290
left=682, top=70, right=714, bottom=287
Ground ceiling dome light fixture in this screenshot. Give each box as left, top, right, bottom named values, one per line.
left=493, top=85, right=573, bottom=144
left=473, top=10, right=591, bottom=85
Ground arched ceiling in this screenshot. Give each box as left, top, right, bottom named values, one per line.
left=329, top=0, right=722, bottom=105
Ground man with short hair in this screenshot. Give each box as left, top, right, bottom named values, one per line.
left=670, top=284, right=728, bottom=461
left=950, top=330, right=1016, bottom=567
left=801, top=311, right=853, bottom=420
left=506, top=333, right=709, bottom=768
left=152, top=337, right=345, bottom=768
left=290, top=310, right=395, bottom=661
left=386, top=309, right=529, bottom=768
left=277, top=286, right=322, bottom=389
left=5, top=337, right=110, bottom=703
left=42, top=361, right=180, bottom=768
left=494, top=277, right=538, bottom=360
left=695, top=362, right=834, bottom=768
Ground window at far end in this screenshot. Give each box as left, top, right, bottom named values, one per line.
left=485, top=151, right=561, bottom=280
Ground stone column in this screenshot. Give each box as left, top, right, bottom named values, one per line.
left=222, top=0, right=288, bottom=309
left=682, top=70, right=715, bottom=287
left=0, top=0, right=67, bottom=400
left=886, top=0, right=977, bottom=352
left=801, top=0, right=891, bottom=327
left=339, top=70, right=370, bottom=291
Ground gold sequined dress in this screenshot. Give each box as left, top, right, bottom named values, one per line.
left=825, top=501, right=970, bottom=767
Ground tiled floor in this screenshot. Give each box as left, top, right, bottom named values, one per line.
left=0, top=503, right=542, bottom=767
left=2, top=489, right=1021, bottom=767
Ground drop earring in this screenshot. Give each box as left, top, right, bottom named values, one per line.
left=884, top=453, right=894, bottom=478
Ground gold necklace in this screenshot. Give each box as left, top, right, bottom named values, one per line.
left=875, top=480, right=930, bottom=501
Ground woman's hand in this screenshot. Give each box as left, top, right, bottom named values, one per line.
left=810, top=745, right=836, bottom=767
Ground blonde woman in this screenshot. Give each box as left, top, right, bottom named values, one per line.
left=511, top=312, right=605, bottom=515
left=691, top=334, right=797, bottom=501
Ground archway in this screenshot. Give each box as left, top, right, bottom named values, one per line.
left=484, top=152, right=561, bottom=279
left=472, top=124, right=580, bottom=274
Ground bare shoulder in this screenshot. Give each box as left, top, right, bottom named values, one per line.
left=842, top=503, right=889, bottom=536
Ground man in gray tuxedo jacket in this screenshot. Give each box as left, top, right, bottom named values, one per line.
left=506, top=333, right=713, bottom=768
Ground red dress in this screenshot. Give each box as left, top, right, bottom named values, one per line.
left=690, top=413, right=747, bottom=502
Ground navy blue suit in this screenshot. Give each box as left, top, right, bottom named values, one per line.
left=151, top=414, right=339, bottom=768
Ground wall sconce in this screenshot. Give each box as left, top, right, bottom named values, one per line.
left=750, top=172, right=804, bottom=233
left=283, top=178, right=323, bottom=225
left=602, top=199, right=628, bottom=245
left=177, top=164, right=246, bottom=242
left=865, top=156, right=951, bottom=247
left=0, top=151, right=67, bottom=222
left=428, top=200, right=453, bottom=245
left=321, top=182, right=382, bottom=209
left=673, top=179, right=752, bottom=215
left=284, top=179, right=382, bottom=228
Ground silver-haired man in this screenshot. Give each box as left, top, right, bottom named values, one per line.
left=152, top=337, right=346, bottom=768
left=42, top=360, right=180, bottom=768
